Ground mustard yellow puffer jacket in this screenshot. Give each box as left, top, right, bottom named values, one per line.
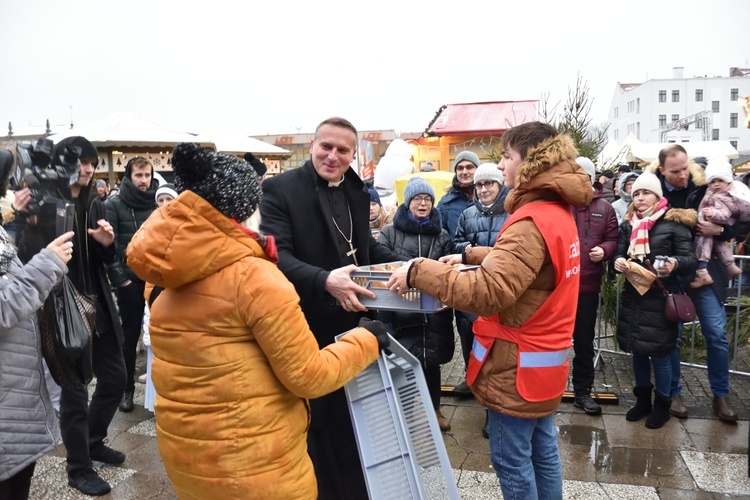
left=127, top=191, right=379, bottom=499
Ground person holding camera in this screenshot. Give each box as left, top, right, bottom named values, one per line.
left=105, top=156, right=158, bottom=413
left=14, top=136, right=126, bottom=497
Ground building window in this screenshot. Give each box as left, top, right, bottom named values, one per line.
left=695, top=120, right=702, bottom=129
left=636, top=98, right=640, bottom=113
left=730, top=113, right=738, bottom=128
left=659, top=115, right=667, bottom=127
left=712, top=129, right=720, bottom=140
left=659, top=90, right=666, bottom=102
left=672, top=90, right=680, bottom=102
left=668, top=140, right=676, bottom=143
left=695, top=89, right=703, bottom=101
left=614, top=107, right=618, bottom=118
left=636, top=122, right=640, bottom=139
left=672, top=114, right=679, bottom=122
left=614, top=129, right=619, bottom=140
left=730, top=140, right=738, bottom=149
left=731, top=88, right=739, bottom=101
left=712, top=101, right=720, bottom=112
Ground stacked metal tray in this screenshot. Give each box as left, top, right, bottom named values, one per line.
left=351, top=262, right=445, bottom=313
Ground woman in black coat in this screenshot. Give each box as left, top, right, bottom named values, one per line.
left=613, top=173, right=696, bottom=429
left=378, top=177, right=454, bottom=431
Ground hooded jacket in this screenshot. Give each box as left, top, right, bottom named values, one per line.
left=453, top=186, right=510, bottom=252
left=126, top=191, right=379, bottom=499
left=646, top=159, right=733, bottom=302
left=611, top=172, right=640, bottom=225
left=105, top=161, right=158, bottom=286
left=437, top=176, right=474, bottom=239
left=614, top=208, right=697, bottom=356
left=574, top=184, right=619, bottom=294
left=0, top=248, right=64, bottom=482
left=377, top=205, right=454, bottom=366
left=406, top=134, right=592, bottom=418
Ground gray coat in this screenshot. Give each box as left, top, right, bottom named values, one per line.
left=0, top=249, right=65, bottom=481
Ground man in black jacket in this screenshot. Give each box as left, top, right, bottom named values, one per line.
left=650, top=144, right=738, bottom=423
left=105, top=157, right=158, bottom=412
left=260, top=117, right=401, bottom=499
left=14, top=136, right=126, bottom=496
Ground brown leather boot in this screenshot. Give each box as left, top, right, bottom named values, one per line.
left=713, top=397, right=738, bottom=423
left=669, top=395, right=688, bottom=418
left=436, top=408, right=451, bottom=432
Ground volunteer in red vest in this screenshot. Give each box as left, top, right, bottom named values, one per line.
left=387, top=122, right=592, bottom=499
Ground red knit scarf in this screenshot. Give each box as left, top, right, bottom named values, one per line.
left=627, top=198, right=669, bottom=261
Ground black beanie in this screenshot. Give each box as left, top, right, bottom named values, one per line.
left=243, top=153, right=267, bottom=178
left=173, top=143, right=262, bottom=221
left=53, top=136, right=99, bottom=166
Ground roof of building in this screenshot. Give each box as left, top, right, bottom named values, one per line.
left=425, top=101, right=538, bottom=136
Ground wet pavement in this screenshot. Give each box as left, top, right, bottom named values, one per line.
left=29, top=339, right=750, bottom=499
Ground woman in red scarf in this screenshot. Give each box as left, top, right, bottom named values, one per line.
left=613, top=173, right=697, bottom=429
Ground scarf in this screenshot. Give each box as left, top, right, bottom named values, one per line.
left=627, top=197, right=669, bottom=261
left=0, top=225, right=16, bottom=275
left=119, top=176, right=158, bottom=210
left=231, top=220, right=278, bottom=263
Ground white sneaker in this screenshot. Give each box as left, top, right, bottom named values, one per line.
left=138, top=373, right=147, bottom=384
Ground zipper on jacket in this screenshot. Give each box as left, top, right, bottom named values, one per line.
left=32, top=315, right=56, bottom=444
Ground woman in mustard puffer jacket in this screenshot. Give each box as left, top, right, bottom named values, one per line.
left=127, top=143, right=385, bottom=499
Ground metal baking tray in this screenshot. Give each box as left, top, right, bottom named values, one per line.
left=351, top=262, right=445, bottom=313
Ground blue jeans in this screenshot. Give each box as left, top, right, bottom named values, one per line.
left=633, top=353, right=671, bottom=397
left=487, top=411, right=562, bottom=500
left=670, top=286, right=730, bottom=397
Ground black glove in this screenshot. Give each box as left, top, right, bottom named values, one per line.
left=358, top=317, right=390, bottom=350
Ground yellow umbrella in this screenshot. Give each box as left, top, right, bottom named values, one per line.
left=394, top=171, right=456, bottom=206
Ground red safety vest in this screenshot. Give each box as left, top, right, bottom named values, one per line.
left=466, top=201, right=581, bottom=402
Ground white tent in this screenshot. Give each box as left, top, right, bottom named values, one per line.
left=47, top=111, right=211, bottom=148
left=628, top=141, right=739, bottom=164
left=192, top=133, right=290, bottom=157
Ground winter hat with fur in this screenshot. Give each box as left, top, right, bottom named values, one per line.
left=403, top=177, right=435, bottom=206
left=704, top=157, right=734, bottom=184
left=453, top=151, right=480, bottom=171
left=631, top=172, right=663, bottom=199
left=473, top=163, right=504, bottom=186
left=576, top=157, right=596, bottom=185
left=172, top=143, right=262, bottom=221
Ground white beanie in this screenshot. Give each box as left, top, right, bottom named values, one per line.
left=576, top=157, right=596, bottom=185
left=631, top=172, right=663, bottom=199
left=704, top=157, right=734, bottom=184
left=155, top=183, right=178, bottom=202
left=473, top=163, right=503, bottom=186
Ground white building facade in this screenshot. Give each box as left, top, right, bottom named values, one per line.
left=608, top=67, right=750, bottom=153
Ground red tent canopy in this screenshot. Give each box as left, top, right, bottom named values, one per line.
left=426, top=101, right=538, bottom=136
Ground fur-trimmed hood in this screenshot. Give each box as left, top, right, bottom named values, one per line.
left=505, top=134, right=593, bottom=213
left=664, top=207, right=698, bottom=229
left=645, top=159, right=706, bottom=187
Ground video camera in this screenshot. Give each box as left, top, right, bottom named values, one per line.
left=15, top=138, right=82, bottom=216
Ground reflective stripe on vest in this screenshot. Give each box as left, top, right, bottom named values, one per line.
left=466, top=201, right=580, bottom=402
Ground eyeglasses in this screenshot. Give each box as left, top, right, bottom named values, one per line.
left=411, top=196, right=433, bottom=205
left=476, top=180, right=497, bottom=190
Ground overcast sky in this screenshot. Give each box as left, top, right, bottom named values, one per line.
left=1, top=0, right=748, bottom=137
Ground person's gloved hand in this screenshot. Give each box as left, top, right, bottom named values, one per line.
left=358, top=317, right=390, bottom=350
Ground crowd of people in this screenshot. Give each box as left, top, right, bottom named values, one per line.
left=0, top=118, right=747, bottom=499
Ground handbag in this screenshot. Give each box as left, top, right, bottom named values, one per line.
left=39, top=275, right=95, bottom=389
left=646, top=260, right=697, bottom=324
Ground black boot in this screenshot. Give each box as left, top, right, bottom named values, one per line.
left=646, top=392, right=672, bottom=429
left=626, top=385, right=653, bottom=422
left=119, top=390, right=134, bottom=413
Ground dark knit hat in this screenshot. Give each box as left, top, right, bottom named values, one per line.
left=53, top=136, right=99, bottom=167
left=243, top=152, right=267, bottom=178
left=368, top=187, right=381, bottom=206
left=172, top=143, right=262, bottom=221
left=600, top=170, right=615, bottom=179
left=403, top=176, right=435, bottom=206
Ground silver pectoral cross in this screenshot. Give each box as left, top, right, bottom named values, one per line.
left=346, top=245, right=358, bottom=266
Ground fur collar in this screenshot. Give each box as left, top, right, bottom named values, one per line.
left=645, top=159, right=706, bottom=187
left=664, top=207, right=698, bottom=229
